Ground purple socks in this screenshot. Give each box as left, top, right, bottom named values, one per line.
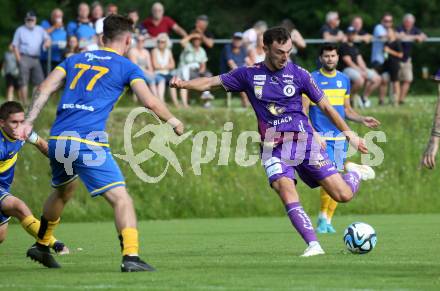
left=343, top=171, right=360, bottom=194
left=285, top=202, right=317, bottom=245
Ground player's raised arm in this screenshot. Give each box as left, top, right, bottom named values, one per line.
left=170, top=75, right=223, bottom=92
left=16, top=68, right=66, bottom=140
left=317, top=97, right=368, bottom=154
left=131, top=80, right=184, bottom=135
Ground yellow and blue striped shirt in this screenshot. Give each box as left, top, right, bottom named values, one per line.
left=308, top=69, right=350, bottom=140
left=0, top=128, right=25, bottom=191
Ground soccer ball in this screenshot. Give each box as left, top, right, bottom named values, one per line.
left=343, top=222, right=377, bottom=254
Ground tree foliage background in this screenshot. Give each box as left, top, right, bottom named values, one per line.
left=1, top=0, right=440, bottom=91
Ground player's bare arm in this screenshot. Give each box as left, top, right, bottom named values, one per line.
left=317, top=96, right=368, bottom=154
left=16, top=69, right=66, bottom=140
left=170, top=75, right=223, bottom=92
left=421, top=91, right=440, bottom=169
left=26, top=131, right=49, bottom=157
left=302, top=94, right=326, bottom=150
left=131, top=79, right=184, bottom=136
left=343, top=98, right=380, bottom=128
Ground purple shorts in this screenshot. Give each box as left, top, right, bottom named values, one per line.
left=261, top=132, right=338, bottom=188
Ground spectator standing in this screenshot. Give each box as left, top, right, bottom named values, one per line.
left=192, top=15, right=214, bottom=50
left=220, top=32, right=250, bottom=107
left=12, top=11, right=50, bottom=104
left=178, top=32, right=214, bottom=108
left=382, top=28, right=404, bottom=106
left=67, top=3, right=97, bottom=51
left=396, top=13, right=427, bottom=104
left=351, top=16, right=372, bottom=43
left=41, top=8, right=67, bottom=75
left=142, top=2, right=187, bottom=38
left=243, top=20, right=268, bottom=49
left=64, top=35, right=80, bottom=58
left=280, top=19, right=306, bottom=61
left=128, top=34, right=165, bottom=100
left=152, top=33, right=179, bottom=106
left=320, top=11, right=346, bottom=42
left=371, top=13, right=394, bottom=105
left=1, top=45, right=22, bottom=101
left=95, top=3, right=118, bottom=46
left=90, top=1, right=104, bottom=27
left=339, top=26, right=381, bottom=108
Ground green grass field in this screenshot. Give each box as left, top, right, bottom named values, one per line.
left=1, top=214, right=439, bottom=290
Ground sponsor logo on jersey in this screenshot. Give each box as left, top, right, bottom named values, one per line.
left=283, top=84, right=296, bottom=97
left=321, top=81, right=328, bottom=85
left=85, top=53, right=112, bottom=62
left=267, top=103, right=286, bottom=116
left=253, top=81, right=265, bottom=85
left=254, top=85, right=263, bottom=99
left=254, top=75, right=266, bottom=81
left=272, top=116, right=292, bottom=126
left=282, top=74, right=294, bottom=79
left=270, top=76, right=279, bottom=84
left=283, top=79, right=294, bottom=84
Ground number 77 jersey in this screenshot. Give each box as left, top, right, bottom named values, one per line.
left=50, top=48, right=146, bottom=145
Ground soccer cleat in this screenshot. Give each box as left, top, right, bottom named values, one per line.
left=316, top=217, right=328, bottom=233
left=27, top=243, right=61, bottom=268
left=52, top=241, right=70, bottom=255
left=121, top=255, right=156, bottom=272
left=345, top=162, right=375, bottom=181
left=326, top=223, right=336, bottom=233
left=301, top=242, right=325, bottom=257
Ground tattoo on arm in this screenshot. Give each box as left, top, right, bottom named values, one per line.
left=26, top=89, right=50, bottom=124
left=431, top=94, right=440, bottom=137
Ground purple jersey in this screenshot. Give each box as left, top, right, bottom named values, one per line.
left=220, top=62, right=324, bottom=142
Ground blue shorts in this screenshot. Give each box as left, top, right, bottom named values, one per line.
left=49, top=139, right=126, bottom=197
left=0, top=188, right=11, bottom=225
left=144, top=73, right=165, bottom=85
left=325, top=139, right=348, bottom=172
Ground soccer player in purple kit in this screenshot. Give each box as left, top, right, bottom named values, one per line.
left=171, top=27, right=371, bottom=257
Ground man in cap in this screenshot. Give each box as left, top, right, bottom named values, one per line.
left=12, top=11, right=51, bottom=105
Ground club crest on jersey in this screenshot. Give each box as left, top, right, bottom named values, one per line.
left=267, top=103, right=286, bottom=116
left=283, top=84, right=296, bottom=97
left=336, top=80, right=343, bottom=88
left=254, top=85, right=263, bottom=99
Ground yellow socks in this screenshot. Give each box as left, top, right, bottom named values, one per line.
left=21, top=215, right=57, bottom=247
left=36, top=216, right=60, bottom=246
left=320, top=188, right=338, bottom=223
left=119, top=228, right=139, bottom=256
left=327, top=198, right=338, bottom=223
left=320, top=187, right=331, bottom=215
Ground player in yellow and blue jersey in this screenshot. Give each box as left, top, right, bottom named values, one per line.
left=15, top=15, right=184, bottom=271
left=303, top=44, right=380, bottom=233
left=0, top=101, right=68, bottom=254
